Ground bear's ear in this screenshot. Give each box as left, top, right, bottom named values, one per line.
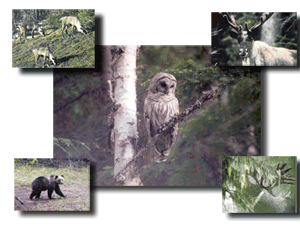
left=61, top=175, right=64, bottom=177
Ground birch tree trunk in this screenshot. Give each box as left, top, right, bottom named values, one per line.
left=113, top=45, right=141, bottom=186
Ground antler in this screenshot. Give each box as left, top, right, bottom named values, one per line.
left=272, top=162, right=296, bottom=188
left=245, top=12, right=275, bottom=35
left=220, top=12, right=242, bottom=33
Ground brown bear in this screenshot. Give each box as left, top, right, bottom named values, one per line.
left=30, top=175, right=65, bottom=200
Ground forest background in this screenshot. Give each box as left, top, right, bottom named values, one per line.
left=54, top=46, right=261, bottom=187
left=3, top=1, right=300, bottom=231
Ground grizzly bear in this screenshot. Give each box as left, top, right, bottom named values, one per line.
left=30, top=175, right=65, bottom=200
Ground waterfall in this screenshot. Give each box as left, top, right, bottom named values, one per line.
left=261, top=12, right=279, bottom=46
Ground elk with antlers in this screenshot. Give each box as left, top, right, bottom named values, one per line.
left=221, top=12, right=297, bottom=66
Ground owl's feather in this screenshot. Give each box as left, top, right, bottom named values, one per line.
left=144, top=73, right=179, bottom=162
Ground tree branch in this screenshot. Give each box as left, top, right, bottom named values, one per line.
left=114, top=88, right=218, bottom=182
left=54, top=90, right=90, bottom=113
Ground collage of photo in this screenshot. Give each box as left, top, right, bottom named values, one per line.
left=12, top=10, right=298, bottom=214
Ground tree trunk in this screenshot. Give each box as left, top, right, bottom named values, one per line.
left=113, top=45, right=141, bottom=186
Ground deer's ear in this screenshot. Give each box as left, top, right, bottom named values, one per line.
left=228, top=29, right=240, bottom=39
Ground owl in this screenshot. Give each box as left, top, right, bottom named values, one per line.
left=144, top=72, right=179, bottom=162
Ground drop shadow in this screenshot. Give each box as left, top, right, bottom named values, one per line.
left=95, top=14, right=103, bottom=46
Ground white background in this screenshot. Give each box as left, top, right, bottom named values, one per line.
left=2, top=1, right=300, bottom=229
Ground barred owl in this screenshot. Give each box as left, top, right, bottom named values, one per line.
left=144, top=73, right=179, bottom=162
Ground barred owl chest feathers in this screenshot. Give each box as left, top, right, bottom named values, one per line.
left=144, top=73, right=179, bottom=162
left=146, top=96, right=178, bottom=133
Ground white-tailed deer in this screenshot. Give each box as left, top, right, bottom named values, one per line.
left=17, top=22, right=45, bottom=40
left=221, top=13, right=297, bottom=66
left=60, top=16, right=87, bottom=38
left=32, top=47, right=57, bottom=66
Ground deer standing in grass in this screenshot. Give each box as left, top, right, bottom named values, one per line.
left=17, top=23, right=45, bottom=41
left=32, top=47, right=57, bottom=66
left=60, top=16, right=87, bottom=38
left=221, top=13, right=297, bottom=66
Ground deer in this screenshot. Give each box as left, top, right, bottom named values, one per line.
left=16, top=24, right=25, bottom=41
left=221, top=12, right=297, bottom=66
left=60, top=16, right=87, bottom=38
left=17, top=22, right=45, bottom=41
left=32, top=47, right=57, bottom=67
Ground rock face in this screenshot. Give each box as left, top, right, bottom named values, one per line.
left=254, top=190, right=295, bottom=213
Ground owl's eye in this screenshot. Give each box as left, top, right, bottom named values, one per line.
left=161, top=82, right=167, bottom=88
left=170, top=85, right=174, bottom=88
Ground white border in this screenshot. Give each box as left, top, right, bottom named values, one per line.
left=3, top=2, right=300, bottom=229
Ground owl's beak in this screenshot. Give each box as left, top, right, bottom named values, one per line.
left=165, top=85, right=170, bottom=94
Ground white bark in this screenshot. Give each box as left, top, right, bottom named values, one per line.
left=113, top=45, right=141, bottom=185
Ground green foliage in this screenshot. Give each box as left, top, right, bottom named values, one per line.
left=77, top=10, right=95, bottom=25
left=222, top=156, right=296, bottom=213
left=54, top=72, right=113, bottom=174
left=276, top=30, right=297, bottom=49
left=42, top=10, right=66, bottom=29
left=54, top=137, right=90, bottom=152
left=137, top=46, right=209, bottom=82
left=54, top=137, right=94, bottom=161
left=275, top=13, right=297, bottom=49
left=28, top=158, right=38, bottom=165
left=14, top=158, right=40, bottom=166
